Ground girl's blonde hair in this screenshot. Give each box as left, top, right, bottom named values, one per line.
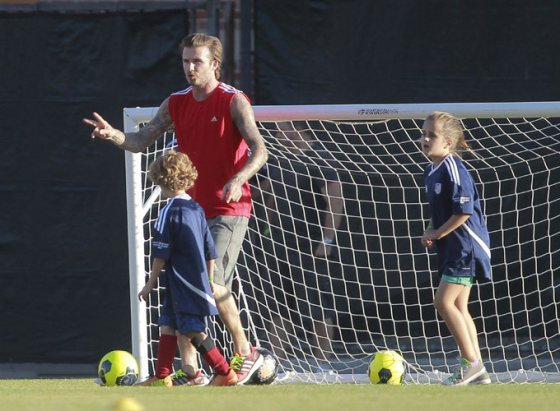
left=426, top=111, right=471, bottom=154
left=148, top=150, right=198, bottom=192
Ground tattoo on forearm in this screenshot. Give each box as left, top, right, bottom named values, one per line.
left=117, top=104, right=172, bottom=153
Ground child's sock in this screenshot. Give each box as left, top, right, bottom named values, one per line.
left=191, top=336, right=230, bottom=375
left=463, top=358, right=480, bottom=367
left=156, top=334, right=178, bottom=378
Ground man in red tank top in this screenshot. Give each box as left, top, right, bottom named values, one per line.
left=84, top=33, right=268, bottom=386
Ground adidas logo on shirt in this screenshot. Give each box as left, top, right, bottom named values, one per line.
left=211, top=116, right=218, bottom=122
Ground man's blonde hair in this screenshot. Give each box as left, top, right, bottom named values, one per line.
left=180, top=32, right=223, bottom=80
left=148, top=150, right=198, bottom=192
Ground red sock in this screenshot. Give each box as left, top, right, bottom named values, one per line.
left=156, top=334, right=177, bottom=378
left=202, top=347, right=230, bottom=375
left=192, top=336, right=230, bottom=375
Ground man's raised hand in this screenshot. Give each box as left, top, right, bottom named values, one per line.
left=83, top=112, right=116, bottom=140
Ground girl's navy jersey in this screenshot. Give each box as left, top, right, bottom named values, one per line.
left=424, top=155, right=491, bottom=283
left=152, top=194, right=219, bottom=316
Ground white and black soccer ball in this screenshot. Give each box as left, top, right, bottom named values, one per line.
left=247, top=347, right=279, bottom=385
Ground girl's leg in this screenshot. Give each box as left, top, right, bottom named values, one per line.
left=434, top=281, right=478, bottom=362
left=455, top=286, right=482, bottom=360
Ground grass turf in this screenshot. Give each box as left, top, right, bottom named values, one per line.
left=1, top=378, right=560, bottom=411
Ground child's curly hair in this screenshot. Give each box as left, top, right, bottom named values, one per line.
left=148, top=150, right=198, bottom=192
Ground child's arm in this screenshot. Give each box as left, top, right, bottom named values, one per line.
left=207, top=259, right=215, bottom=294
left=422, top=214, right=470, bottom=246
left=138, top=257, right=166, bottom=302
left=422, top=220, right=435, bottom=247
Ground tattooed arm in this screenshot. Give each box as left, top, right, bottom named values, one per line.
left=222, top=93, right=269, bottom=203
left=83, top=98, right=173, bottom=153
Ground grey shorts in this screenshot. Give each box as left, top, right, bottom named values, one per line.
left=207, top=215, right=249, bottom=290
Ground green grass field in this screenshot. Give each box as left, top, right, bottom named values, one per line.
left=1, top=379, right=560, bottom=411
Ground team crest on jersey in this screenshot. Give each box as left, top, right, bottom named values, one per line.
left=434, top=183, right=442, bottom=194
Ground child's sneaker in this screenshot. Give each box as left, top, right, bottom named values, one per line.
left=469, top=369, right=491, bottom=385
left=208, top=368, right=238, bottom=386
left=230, top=346, right=264, bottom=385
left=135, top=375, right=172, bottom=387
left=442, top=358, right=486, bottom=386
left=170, top=369, right=209, bottom=387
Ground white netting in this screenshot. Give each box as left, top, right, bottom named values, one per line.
left=124, top=103, right=560, bottom=384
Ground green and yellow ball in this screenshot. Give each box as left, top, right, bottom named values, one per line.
left=368, top=350, right=405, bottom=385
left=98, top=350, right=139, bottom=386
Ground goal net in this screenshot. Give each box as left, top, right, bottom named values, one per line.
left=124, top=102, right=560, bottom=384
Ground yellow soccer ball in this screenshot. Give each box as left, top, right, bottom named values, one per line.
left=368, top=350, right=405, bottom=385
left=98, top=350, right=139, bottom=386
left=113, top=397, right=144, bottom=411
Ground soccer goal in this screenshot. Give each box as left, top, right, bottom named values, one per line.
left=123, top=102, right=560, bottom=384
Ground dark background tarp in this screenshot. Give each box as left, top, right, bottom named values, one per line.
left=255, top=0, right=559, bottom=104
left=0, top=10, right=189, bottom=363
left=1, top=0, right=559, bottom=365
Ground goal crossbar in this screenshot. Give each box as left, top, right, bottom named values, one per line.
left=124, top=102, right=560, bottom=123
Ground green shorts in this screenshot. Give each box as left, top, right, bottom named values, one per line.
left=441, top=274, right=474, bottom=287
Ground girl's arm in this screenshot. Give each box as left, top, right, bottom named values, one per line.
left=422, top=214, right=470, bottom=246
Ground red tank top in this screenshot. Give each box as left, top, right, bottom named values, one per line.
left=168, top=83, right=252, bottom=219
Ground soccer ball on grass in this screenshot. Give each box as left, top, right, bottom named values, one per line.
left=98, top=350, right=139, bottom=386
left=246, top=347, right=279, bottom=385
left=368, top=350, right=405, bottom=385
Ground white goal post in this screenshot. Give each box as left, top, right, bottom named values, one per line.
left=124, top=102, right=560, bottom=384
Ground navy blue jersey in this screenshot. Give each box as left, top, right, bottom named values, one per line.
left=152, top=194, right=219, bottom=316
left=424, top=155, right=491, bottom=283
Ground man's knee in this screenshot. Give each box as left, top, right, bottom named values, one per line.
left=213, top=283, right=233, bottom=305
